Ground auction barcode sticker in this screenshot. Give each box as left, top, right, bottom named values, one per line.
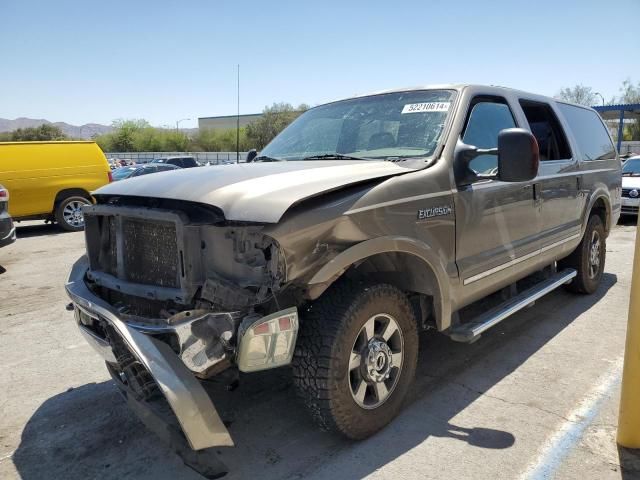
left=401, top=102, right=450, bottom=114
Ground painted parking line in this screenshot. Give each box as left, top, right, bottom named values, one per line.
left=521, top=358, right=623, bottom=480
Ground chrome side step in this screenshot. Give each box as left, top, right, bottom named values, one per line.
left=450, top=268, right=577, bottom=343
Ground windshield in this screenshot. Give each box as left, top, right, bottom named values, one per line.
left=152, top=158, right=166, bottom=163
left=623, top=158, right=640, bottom=175
left=260, top=90, right=455, bottom=161
left=112, top=167, right=137, bottom=180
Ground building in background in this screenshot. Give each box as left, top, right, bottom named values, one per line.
left=198, top=113, right=263, bottom=131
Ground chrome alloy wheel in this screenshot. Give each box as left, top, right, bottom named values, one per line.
left=348, top=313, right=404, bottom=409
left=63, top=199, right=90, bottom=228
left=588, top=230, right=601, bottom=279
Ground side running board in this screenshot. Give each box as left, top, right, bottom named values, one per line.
left=450, top=268, right=577, bottom=343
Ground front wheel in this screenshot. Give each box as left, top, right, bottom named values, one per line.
left=54, top=195, right=91, bottom=232
left=292, top=281, right=418, bottom=439
left=560, top=214, right=606, bottom=294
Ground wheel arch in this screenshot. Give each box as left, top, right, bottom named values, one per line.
left=585, top=192, right=611, bottom=236
left=307, top=236, right=452, bottom=331
left=53, top=188, right=93, bottom=207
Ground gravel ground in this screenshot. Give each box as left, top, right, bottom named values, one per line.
left=1, top=220, right=639, bottom=479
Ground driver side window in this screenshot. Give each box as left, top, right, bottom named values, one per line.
left=462, top=99, right=516, bottom=175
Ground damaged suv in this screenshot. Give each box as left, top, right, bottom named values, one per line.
left=66, top=85, right=620, bottom=456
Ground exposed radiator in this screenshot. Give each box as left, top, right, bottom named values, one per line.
left=86, top=214, right=180, bottom=289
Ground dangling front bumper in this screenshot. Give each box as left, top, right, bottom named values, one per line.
left=65, top=256, right=234, bottom=451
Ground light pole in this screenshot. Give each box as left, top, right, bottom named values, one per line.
left=176, top=118, right=191, bottom=133
left=594, top=92, right=605, bottom=107
left=236, top=64, right=240, bottom=164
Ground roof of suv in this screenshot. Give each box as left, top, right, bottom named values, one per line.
left=342, top=84, right=588, bottom=110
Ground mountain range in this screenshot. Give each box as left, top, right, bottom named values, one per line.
left=0, top=117, right=113, bottom=139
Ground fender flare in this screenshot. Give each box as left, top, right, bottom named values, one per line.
left=307, top=236, right=453, bottom=330
left=583, top=188, right=612, bottom=234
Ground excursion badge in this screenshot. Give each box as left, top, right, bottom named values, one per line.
left=417, top=205, right=452, bottom=220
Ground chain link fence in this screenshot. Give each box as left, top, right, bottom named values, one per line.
left=621, top=142, right=640, bottom=156
left=107, top=144, right=640, bottom=164
left=105, top=151, right=249, bottom=165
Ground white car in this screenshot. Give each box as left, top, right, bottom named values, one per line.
left=621, top=155, right=640, bottom=215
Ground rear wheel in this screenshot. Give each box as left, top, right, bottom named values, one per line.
left=560, top=214, right=606, bottom=294
left=292, top=281, right=418, bottom=439
left=55, top=195, right=91, bottom=232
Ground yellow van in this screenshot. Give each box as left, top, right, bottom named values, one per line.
left=0, top=141, right=112, bottom=231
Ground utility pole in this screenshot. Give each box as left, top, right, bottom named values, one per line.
left=236, top=64, right=240, bottom=163
left=176, top=118, right=191, bottom=134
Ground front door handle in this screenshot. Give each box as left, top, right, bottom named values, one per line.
left=524, top=183, right=541, bottom=202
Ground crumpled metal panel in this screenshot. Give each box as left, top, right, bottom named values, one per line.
left=93, top=160, right=411, bottom=223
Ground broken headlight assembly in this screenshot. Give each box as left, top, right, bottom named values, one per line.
left=236, top=307, right=299, bottom=372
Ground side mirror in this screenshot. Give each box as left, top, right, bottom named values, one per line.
left=497, top=128, right=539, bottom=182
left=453, top=140, right=493, bottom=185
left=246, top=149, right=258, bottom=163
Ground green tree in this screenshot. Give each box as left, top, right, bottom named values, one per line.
left=2, top=124, right=68, bottom=141
left=618, top=79, right=640, bottom=141
left=111, top=119, right=149, bottom=152
left=193, top=127, right=249, bottom=151
left=133, top=125, right=165, bottom=152
left=245, top=103, right=308, bottom=149
left=163, top=131, right=189, bottom=151
left=556, top=85, right=597, bottom=106
left=94, top=119, right=197, bottom=152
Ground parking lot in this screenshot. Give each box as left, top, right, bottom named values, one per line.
left=1, top=220, right=640, bottom=479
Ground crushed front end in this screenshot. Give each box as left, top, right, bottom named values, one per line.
left=66, top=196, right=299, bottom=451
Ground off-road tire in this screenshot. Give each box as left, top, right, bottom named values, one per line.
left=54, top=195, right=91, bottom=232
left=559, top=214, right=606, bottom=294
left=292, top=281, right=418, bottom=439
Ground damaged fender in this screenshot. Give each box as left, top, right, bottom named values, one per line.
left=307, top=235, right=453, bottom=330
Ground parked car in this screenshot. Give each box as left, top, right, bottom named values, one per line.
left=112, top=163, right=180, bottom=181
left=151, top=156, right=199, bottom=168
left=0, top=141, right=111, bottom=231
left=621, top=155, right=640, bottom=216
left=66, top=85, right=620, bottom=466
left=0, top=184, right=16, bottom=248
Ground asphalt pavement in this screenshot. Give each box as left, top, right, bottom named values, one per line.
left=1, top=220, right=639, bottom=479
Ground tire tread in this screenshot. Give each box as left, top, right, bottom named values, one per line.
left=292, top=279, right=417, bottom=438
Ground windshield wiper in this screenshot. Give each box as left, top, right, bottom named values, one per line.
left=301, top=153, right=368, bottom=161
left=253, top=155, right=284, bottom=162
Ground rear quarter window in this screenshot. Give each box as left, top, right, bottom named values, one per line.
left=558, top=104, right=616, bottom=161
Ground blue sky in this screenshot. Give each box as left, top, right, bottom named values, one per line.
left=1, top=0, right=638, bottom=128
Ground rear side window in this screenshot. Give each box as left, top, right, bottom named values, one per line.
left=519, top=101, right=571, bottom=161
left=183, top=158, right=197, bottom=167
left=558, top=104, right=616, bottom=161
